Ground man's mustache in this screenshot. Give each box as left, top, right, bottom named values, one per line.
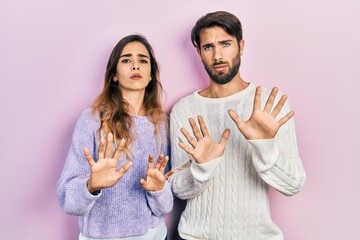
left=212, top=61, right=227, bottom=66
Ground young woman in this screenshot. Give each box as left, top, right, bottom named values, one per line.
left=57, top=34, right=174, bottom=240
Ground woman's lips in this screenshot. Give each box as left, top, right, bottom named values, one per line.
left=130, top=73, right=142, bottom=79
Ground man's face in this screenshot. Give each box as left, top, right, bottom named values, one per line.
left=198, top=26, right=244, bottom=84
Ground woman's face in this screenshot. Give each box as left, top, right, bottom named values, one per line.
left=113, top=41, right=152, bottom=94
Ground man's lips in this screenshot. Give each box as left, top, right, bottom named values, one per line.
left=213, top=64, right=227, bottom=72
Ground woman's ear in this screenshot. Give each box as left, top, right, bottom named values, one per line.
left=113, top=73, right=118, bottom=82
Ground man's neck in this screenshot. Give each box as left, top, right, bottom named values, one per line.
left=199, top=75, right=249, bottom=98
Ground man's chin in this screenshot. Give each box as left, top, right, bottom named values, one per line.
left=213, top=72, right=227, bottom=79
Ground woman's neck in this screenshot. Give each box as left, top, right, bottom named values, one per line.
left=122, top=90, right=146, bottom=116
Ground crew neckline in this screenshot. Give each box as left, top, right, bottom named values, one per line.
left=130, top=114, right=151, bottom=124
left=193, top=82, right=256, bottom=103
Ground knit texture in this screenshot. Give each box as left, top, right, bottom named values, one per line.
left=57, top=108, right=173, bottom=238
left=169, top=83, right=306, bottom=240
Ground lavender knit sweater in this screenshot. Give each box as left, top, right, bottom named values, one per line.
left=57, top=108, right=173, bottom=238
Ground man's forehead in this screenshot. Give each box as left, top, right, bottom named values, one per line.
left=200, top=27, right=235, bottom=42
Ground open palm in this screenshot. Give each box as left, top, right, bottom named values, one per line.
left=140, top=154, right=174, bottom=191
left=228, top=86, right=294, bottom=140
left=179, top=116, right=230, bottom=164
left=83, top=133, right=133, bottom=193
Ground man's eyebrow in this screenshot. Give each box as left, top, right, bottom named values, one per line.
left=218, top=39, right=232, bottom=44
left=120, top=53, right=149, bottom=58
left=201, top=39, right=233, bottom=48
left=201, top=43, right=214, bottom=48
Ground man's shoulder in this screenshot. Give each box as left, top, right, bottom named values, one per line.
left=171, top=92, right=196, bottom=112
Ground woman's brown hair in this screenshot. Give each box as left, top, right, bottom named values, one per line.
left=92, top=34, right=165, bottom=156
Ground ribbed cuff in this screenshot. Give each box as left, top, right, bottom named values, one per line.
left=190, top=156, right=223, bottom=183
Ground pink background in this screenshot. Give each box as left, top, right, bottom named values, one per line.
left=1, top=0, right=359, bottom=239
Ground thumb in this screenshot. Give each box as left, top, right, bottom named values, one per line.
left=164, top=169, right=175, bottom=180
left=219, top=129, right=230, bottom=145
left=140, top=179, right=146, bottom=187
left=228, top=109, right=245, bottom=129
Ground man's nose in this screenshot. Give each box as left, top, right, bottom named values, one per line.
left=213, top=48, right=223, bottom=62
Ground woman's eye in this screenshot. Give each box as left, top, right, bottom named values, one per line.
left=139, top=59, right=148, bottom=64
left=121, top=59, right=131, bottom=63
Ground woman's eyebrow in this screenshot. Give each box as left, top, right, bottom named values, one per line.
left=120, top=53, right=149, bottom=58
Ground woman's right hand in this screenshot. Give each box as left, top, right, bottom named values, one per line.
left=83, top=133, right=133, bottom=193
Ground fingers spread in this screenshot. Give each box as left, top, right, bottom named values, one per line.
left=219, top=128, right=231, bottom=145
left=164, top=169, right=175, bottom=180
left=228, top=110, right=246, bottom=131
left=253, top=86, right=262, bottom=110
left=264, top=87, right=278, bottom=113
left=179, top=142, right=194, bottom=156
left=181, top=128, right=197, bottom=148
left=117, top=161, right=133, bottom=179
left=272, top=94, right=287, bottom=117
left=83, top=147, right=95, bottom=167
left=228, top=109, right=242, bottom=124
left=198, top=116, right=210, bottom=137
left=278, top=111, right=294, bottom=126
left=159, top=156, right=169, bottom=173
left=140, top=178, right=147, bottom=187
left=189, top=118, right=203, bottom=141
left=154, top=154, right=163, bottom=170
left=104, top=133, right=114, bottom=158
left=98, top=138, right=105, bottom=160
left=148, top=154, right=155, bottom=171
left=113, top=138, right=126, bottom=160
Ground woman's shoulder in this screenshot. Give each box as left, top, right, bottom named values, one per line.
left=78, top=108, right=98, bottom=119
left=75, top=108, right=101, bottom=130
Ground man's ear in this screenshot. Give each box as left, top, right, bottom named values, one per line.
left=197, top=47, right=201, bottom=56
left=239, top=40, right=245, bottom=56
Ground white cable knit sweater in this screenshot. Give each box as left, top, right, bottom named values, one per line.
left=169, top=83, right=306, bottom=240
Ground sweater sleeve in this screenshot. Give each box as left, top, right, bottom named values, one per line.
left=56, top=109, right=102, bottom=216
left=248, top=100, right=306, bottom=196
left=146, top=123, right=174, bottom=216
left=168, top=103, right=222, bottom=200
left=146, top=181, right=174, bottom=216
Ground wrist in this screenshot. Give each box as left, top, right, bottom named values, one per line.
left=149, top=182, right=166, bottom=193
left=87, top=180, right=101, bottom=195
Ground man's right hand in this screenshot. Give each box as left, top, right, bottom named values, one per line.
left=179, top=115, right=230, bottom=164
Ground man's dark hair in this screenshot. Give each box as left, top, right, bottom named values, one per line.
left=191, top=11, right=243, bottom=49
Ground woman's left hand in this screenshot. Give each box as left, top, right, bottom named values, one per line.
left=140, top=154, right=174, bottom=191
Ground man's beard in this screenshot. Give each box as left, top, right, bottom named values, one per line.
left=203, top=51, right=241, bottom=85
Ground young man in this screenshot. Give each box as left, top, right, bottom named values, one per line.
left=168, top=11, right=306, bottom=240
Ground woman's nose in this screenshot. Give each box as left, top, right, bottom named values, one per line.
left=132, top=63, right=140, bottom=70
